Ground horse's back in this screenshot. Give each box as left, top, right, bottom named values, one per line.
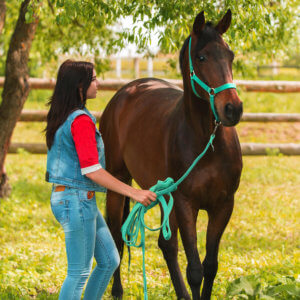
left=103, top=78, right=182, bottom=113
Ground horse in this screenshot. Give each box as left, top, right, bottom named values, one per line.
left=100, top=9, right=243, bottom=300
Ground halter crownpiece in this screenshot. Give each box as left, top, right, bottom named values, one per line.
left=188, top=36, right=237, bottom=123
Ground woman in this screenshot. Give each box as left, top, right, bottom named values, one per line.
left=45, top=60, right=156, bottom=300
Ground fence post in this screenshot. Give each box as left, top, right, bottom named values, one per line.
left=134, top=57, right=139, bottom=78
left=116, top=57, right=122, bottom=79
left=176, top=61, right=180, bottom=74
left=147, top=57, right=153, bottom=77
left=272, top=61, right=278, bottom=75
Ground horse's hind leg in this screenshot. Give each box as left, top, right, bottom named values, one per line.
left=201, top=197, right=234, bottom=300
left=177, top=198, right=202, bottom=300
left=106, top=172, right=132, bottom=299
left=158, top=205, right=191, bottom=300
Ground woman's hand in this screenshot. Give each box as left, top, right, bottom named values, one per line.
left=86, top=169, right=156, bottom=206
left=131, top=189, right=157, bottom=206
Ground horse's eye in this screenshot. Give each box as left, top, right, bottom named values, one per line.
left=197, top=55, right=206, bottom=62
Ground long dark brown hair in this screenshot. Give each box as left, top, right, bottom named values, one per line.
left=45, top=60, right=94, bottom=149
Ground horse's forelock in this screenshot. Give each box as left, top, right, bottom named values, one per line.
left=179, top=21, right=219, bottom=76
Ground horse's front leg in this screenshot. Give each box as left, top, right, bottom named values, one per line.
left=158, top=204, right=191, bottom=300
left=176, top=196, right=202, bottom=300
left=201, top=196, right=234, bottom=300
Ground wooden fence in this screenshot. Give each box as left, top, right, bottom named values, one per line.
left=1, top=77, right=300, bottom=93
left=9, top=110, right=300, bottom=156
left=17, top=110, right=300, bottom=123
left=4, top=78, right=300, bottom=155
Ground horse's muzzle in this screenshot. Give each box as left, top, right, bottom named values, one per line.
left=222, top=102, right=243, bottom=126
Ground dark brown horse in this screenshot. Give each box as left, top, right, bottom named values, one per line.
left=100, top=10, right=243, bottom=300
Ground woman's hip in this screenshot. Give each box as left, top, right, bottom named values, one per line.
left=50, top=186, right=98, bottom=231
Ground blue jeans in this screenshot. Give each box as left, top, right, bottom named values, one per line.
left=50, top=186, right=120, bottom=300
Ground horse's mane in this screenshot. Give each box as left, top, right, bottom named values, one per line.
left=179, top=35, right=191, bottom=76
left=179, top=22, right=216, bottom=76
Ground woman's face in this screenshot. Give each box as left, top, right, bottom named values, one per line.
left=86, top=69, right=99, bottom=99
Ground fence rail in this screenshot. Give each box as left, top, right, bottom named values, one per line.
left=8, top=142, right=300, bottom=156
left=6, top=77, right=300, bottom=155
left=9, top=110, right=300, bottom=155
left=19, top=110, right=300, bottom=123
left=1, top=77, right=300, bottom=93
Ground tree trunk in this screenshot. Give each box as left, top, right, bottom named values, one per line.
left=0, top=0, right=5, bottom=35
left=0, top=0, right=39, bottom=197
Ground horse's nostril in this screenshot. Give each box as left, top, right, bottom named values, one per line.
left=225, top=103, right=234, bottom=119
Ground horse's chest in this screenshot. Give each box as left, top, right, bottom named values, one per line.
left=178, top=161, right=241, bottom=208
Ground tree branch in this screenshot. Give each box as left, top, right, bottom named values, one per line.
left=0, top=0, right=6, bottom=35
left=0, top=0, right=39, bottom=196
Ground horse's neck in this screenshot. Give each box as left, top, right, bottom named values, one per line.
left=182, top=92, right=215, bottom=139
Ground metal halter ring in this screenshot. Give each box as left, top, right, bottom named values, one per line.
left=209, top=88, right=215, bottom=96
left=190, top=70, right=195, bottom=77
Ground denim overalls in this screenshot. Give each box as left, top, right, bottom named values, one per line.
left=46, top=108, right=120, bottom=300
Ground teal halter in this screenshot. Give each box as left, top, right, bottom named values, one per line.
left=188, top=36, right=236, bottom=123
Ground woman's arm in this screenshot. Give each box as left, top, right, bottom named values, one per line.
left=85, top=168, right=156, bottom=206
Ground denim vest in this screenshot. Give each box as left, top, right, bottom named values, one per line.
left=46, top=107, right=106, bottom=193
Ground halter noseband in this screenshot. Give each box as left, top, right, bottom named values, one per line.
left=188, top=36, right=236, bottom=123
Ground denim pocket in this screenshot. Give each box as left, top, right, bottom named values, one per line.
left=50, top=191, right=73, bottom=225
left=78, top=190, right=97, bottom=220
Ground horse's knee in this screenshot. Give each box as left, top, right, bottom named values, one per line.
left=203, top=258, right=218, bottom=281
left=158, top=236, right=178, bottom=260
left=186, top=262, right=203, bottom=287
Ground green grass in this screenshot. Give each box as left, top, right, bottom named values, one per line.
left=1, top=83, right=300, bottom=299
left=0, top=154, right=299, bottom=299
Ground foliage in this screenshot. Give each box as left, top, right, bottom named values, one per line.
left=0, top=0, right=299, bottom=77
left=226, top=274, right=300, bottom=299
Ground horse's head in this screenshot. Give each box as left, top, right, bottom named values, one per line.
left=181, top=10, right=243, bottom=126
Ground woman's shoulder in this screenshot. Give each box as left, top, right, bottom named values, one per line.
left=69, top=108, right=88, bottom=118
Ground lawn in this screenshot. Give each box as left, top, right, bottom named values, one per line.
left=0, top=154, right=299, bottom=299
left=0, top=87, right=299, bottom=299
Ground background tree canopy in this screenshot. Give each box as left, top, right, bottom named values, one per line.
left=1, top=0, right=299, bottom=77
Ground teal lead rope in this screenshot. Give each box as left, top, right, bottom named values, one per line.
left=121, top=125, right=219, bottom=300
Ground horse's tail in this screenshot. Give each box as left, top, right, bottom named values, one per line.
left=122, top=196, right=131, bottom=267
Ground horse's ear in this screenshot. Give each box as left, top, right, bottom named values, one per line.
left=192, top=11, right=205, bottom=36
left=215, top=9, right=232, bottom=35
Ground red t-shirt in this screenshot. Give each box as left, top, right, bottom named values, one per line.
left=71, top=115, right=102, bottom=175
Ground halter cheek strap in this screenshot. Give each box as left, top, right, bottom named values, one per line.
left=188, top=37, right=236, bottom=123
